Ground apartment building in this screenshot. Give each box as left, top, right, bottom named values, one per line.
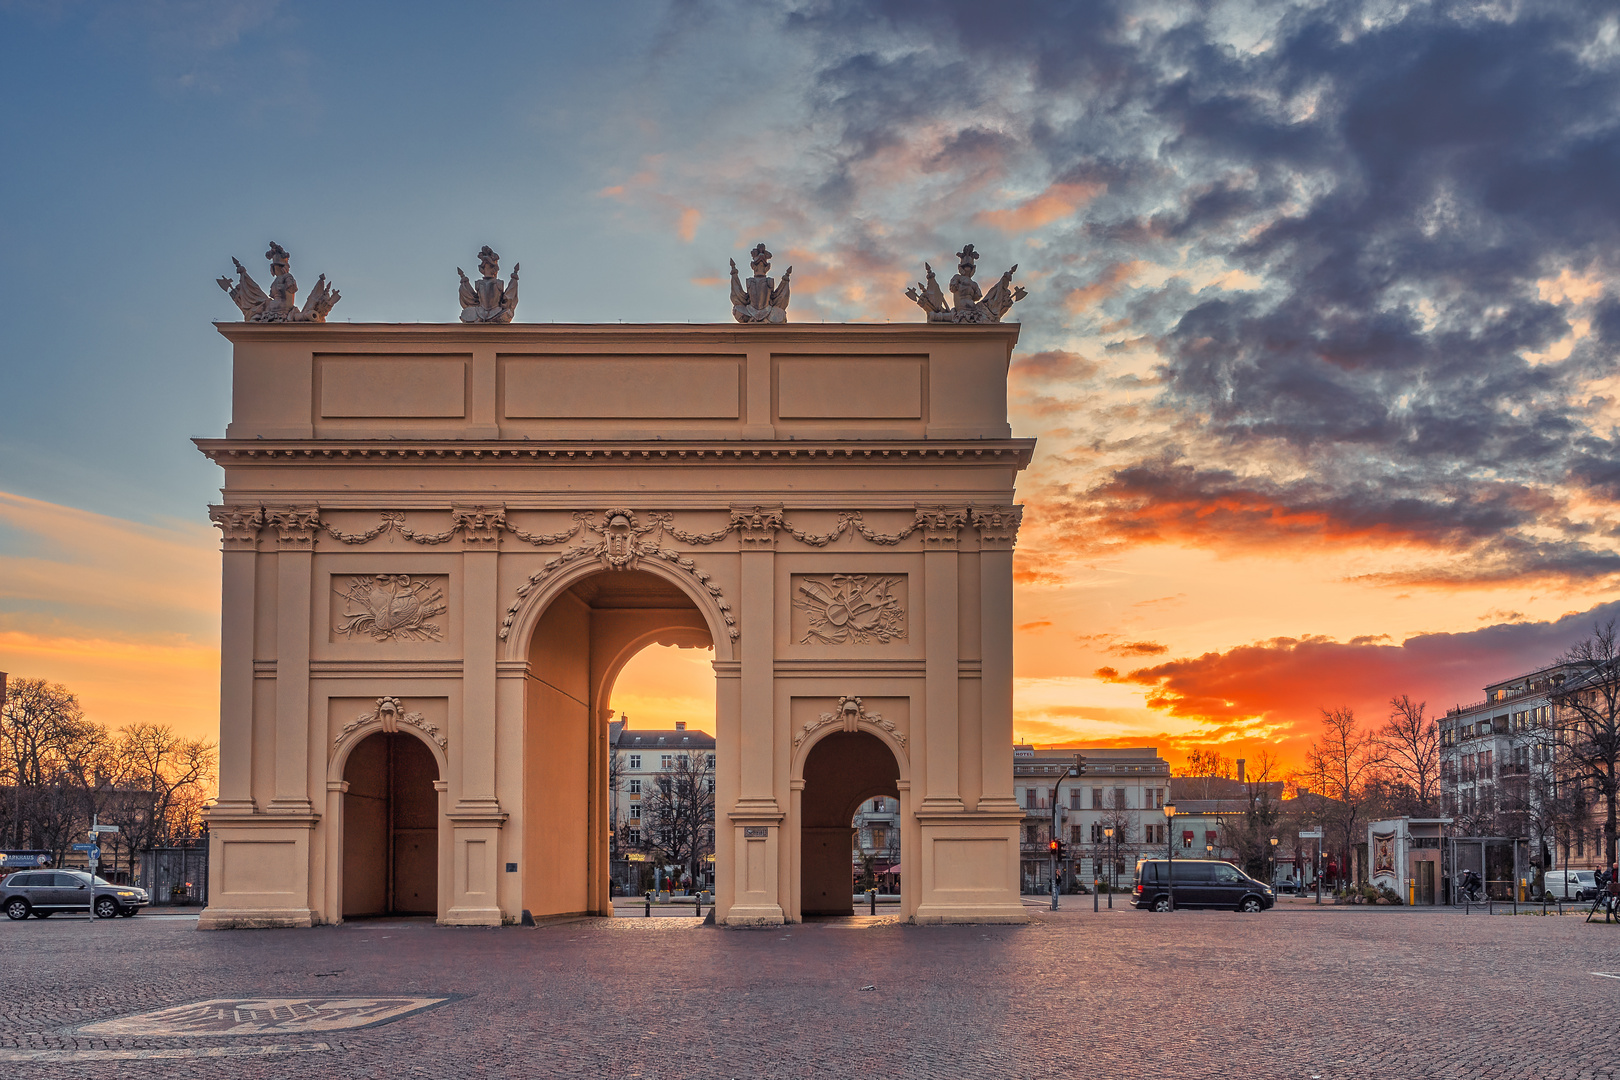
left=608, top=718, right=717, bottom=892
left=1013, top=745, right=1171, bottom=893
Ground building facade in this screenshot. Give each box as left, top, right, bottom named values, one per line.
left=1438, top=663, right=1589, bottom=880
left=196, top=320, right=1034, bottom=928
left=1013, top=745, right=1170, bottom=893
left=608, top=719, right=717, bottom=893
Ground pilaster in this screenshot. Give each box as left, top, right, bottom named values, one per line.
left=210, top=505, right=261, bottom=812
left=265, top=505, right=318, bottom=815
left=918, top=505, right=968, bottom=815
left=974, top=504, right=1023, bottom=815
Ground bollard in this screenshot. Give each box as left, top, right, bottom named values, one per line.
left=645, top=895, right=651, bottom=918
left=869, top=889, right=877, bottom=916
left=1094, top=879, right=1099, bottom=912
left=1489, top=898, right=1494, bottom=915
left=694, top=896, right=702, bottom=918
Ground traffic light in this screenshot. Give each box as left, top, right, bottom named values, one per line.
left=1075, top=754, right=1087, bottom=777
left=1049, top=838, right=1061, bottom=857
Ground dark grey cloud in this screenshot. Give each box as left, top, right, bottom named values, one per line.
left=638, top=0, right=1620, bottom=584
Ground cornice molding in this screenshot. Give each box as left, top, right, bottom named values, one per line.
left=214, top=321, right=1022, bottom=348
left=194, top=438, right=1037, bottom=469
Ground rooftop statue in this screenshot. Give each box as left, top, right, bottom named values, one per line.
left=217, top=242, right=341, bottom=323
left=457, top=246, right=520, bottom=324
left=906, top=244, right=1026, bottom=323
left=730, top=243, right=792, bottom=324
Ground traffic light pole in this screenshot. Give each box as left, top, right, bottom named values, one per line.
left=1049, top=754, right=1086, bottom=911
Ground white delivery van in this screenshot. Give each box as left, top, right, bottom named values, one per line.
left=1542, top=869, right=1598, bottom=901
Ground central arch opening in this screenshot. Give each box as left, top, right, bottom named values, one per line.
left=524, top=567, right=715, bottom=919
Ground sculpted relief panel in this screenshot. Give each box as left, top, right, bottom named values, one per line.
left=790, top=574, right=907, bottom=646
left=332, top=575, right=448, bottom=642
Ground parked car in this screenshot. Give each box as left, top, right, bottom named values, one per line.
left=1542, top=869, right=1599, bottom=902
left=2, top=870, right=150, bottom=920
left=1132, top=859, right=1275, bottom=912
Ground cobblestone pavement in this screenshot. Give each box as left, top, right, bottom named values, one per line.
left=3, top=902, right=1619, bottom=1079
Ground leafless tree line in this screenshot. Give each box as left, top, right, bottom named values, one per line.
left=1, top=677, right=216, bottom=876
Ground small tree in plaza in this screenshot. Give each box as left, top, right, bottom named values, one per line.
left=1306, top=707, right=1378, bottom=888
left=1549, top=621, right=1620, bottom=874
left=1375, top=695, right=1440, bottom=816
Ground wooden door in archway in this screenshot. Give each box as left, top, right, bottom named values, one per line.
left=342, top=732, right=439, bottom=917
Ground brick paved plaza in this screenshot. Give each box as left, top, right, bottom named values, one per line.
left=2, top=902, right=1618, bottom=1079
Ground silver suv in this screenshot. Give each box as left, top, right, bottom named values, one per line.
left=2, top=870, right=150, bottom=920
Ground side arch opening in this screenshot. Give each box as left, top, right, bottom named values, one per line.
left=341, top=731, right=440, bottom=918
left=799, top=731, right=901, bottom=917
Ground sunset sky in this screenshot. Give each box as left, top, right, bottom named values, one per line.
left=3, top=1, right=1618, bottom=774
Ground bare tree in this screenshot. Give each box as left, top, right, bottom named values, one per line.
left=1306, top=707, right=1380, bottom=887
left=0, top=677, right=97, bottom=859
left=1375, top=695, right=1440, bottom=815
left=1222, top=750, right=1282, bottom=879
left=1549, top=621, right=1620, bottom=874
left=634, top=750, right=715, bottom=889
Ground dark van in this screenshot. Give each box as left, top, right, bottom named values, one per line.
left=1132, top=859, right=1274, bottom=912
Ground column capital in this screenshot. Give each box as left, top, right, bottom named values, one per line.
left=264, top=505, right=321, bottom=549
left=730, top=504, right=785, bottom=549
left=209, top=504, right=264, bottom=550
left=916, top=504, right=970, bottom=549
left=452, top=503, right=506, bottom=547
left=970, top=504, right=1023, bottom=549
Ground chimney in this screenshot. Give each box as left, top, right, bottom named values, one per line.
left=1237, top=759, right=1246, bottom=783
left=675, top=722, right=686, bottom=731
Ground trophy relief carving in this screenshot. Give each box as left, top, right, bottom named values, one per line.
left=334, top=575, right=447, bottom=642
left=792, top=574, right=907, bottom=645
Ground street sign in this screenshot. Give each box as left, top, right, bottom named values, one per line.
left=1298, top=830, right=1323, bottom=839
left=90, top=825, right=120, bottom=834
left=71, top=843, right=96, bottom=852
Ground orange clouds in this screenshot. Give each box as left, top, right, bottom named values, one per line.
left=975, top=181, right=1104, bottom=232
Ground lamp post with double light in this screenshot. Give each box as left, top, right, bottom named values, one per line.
left=1163, top=804, right=1177, bottom=911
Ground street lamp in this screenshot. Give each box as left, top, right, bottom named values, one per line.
left=1163, top=803, right=1177, bottom=912
left=1104, top=826, right=1115, bottom=910
left=1269, top=836, right=1279, bottom=891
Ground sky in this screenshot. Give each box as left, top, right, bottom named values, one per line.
left=2, top=0, right=1619, bottom=774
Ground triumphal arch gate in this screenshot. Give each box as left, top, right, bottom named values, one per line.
left=196, top=317, right=1034, bottom=927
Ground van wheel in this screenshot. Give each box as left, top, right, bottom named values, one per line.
left=1151, top=896, right=1172, bottom=912
left=1239, top=896, right=1264, bottom=913
left=4, top=898, right=28, bottom=920
left=94, top=897, right=119, bottom=919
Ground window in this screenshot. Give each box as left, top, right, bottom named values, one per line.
left=629, top=804, right=640, bottom=821
left=871, top=827, right=888, bottom=848
left=1024, top=788, right=1037, bottom=809
left=1069, top=788, right=1083, bottom=811
left=1182, top=830, right=1194, bottom=849
left=1114, top=787, right=1127, bottom=809
left=1092, top=788, right=1103, bottom=810
left=628, top=754, right=641, bottom=770
left=627, top=828, right=641, bottom=845
left=1204, top=830, right=1218, bottom=849
left=1090, top=824, right=1103, bottom=843
left=706, top=754, right=715, bottom=769
left=661, top=754, right=674, bottom=770
left=1071, top=825, right=1084, bottom=844
left=628, top=779, right=641, bottom=796
left=705, top=778, right=715, bottom=794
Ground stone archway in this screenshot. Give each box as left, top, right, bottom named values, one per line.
left=340, top=731, right=441, bottom=917
left=522, top=567, right=715, bottom=920
left=798, top=731, right=901, bottom=917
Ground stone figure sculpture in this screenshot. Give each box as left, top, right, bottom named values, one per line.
left=457, top=246, right=520, bottom=323
left=730, top=243, right=792, bottom=323
left=217, top=242, right=340, bottom=323
left=906, top=244, right=1026, bottom=323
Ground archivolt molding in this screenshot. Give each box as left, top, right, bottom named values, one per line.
left=332, top=696, right=447, bottom=753
left=498, top=509, right=739, bottom=642
left=793, top=696, right=907, bottom=750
